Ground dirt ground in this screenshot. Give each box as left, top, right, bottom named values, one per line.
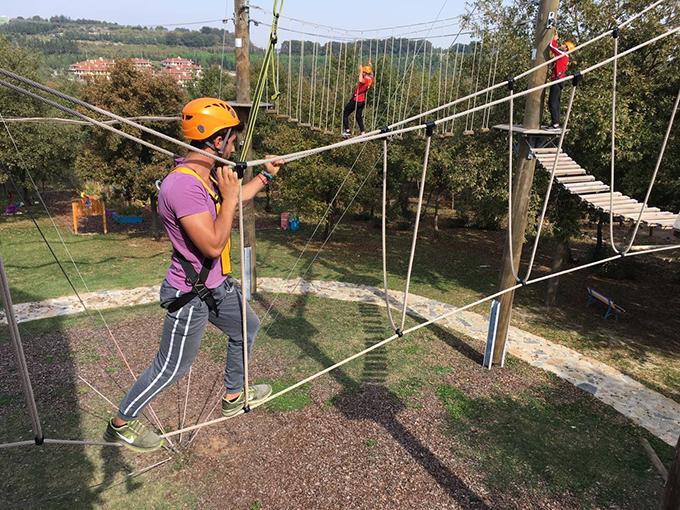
left=0, top=297, right=670, bottom=509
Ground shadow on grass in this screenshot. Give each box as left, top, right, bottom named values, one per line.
left=0, top=286, right=141, bottom=508
left=254, top=290, right=491, bottom=509
left=436, top=383, right=672, bottom=508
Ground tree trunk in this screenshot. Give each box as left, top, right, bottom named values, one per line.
left=150, top=194, right=160, bottom=241
left=545, top=238, right=569, bottom=307
left=398, top=180, right=411, bottom=218
left=664, top=434, right=680, bottom=510
left=433, top=190, right=441, bottom=241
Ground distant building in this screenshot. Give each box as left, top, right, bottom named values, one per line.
left=68, top=56, right=202, bottom=86
left=128, top=58, right=153, bottom=72
left=69, top=58, right=115, bottom=79
left=160, top=56, right=203, bottom=86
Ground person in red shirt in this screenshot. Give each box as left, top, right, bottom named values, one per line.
left=342, top=62, right=374, bottom=137
left=547, top=31, right=575, bottom=128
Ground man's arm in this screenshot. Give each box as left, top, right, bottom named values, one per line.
left=240, top=156, right=285, bottom=202
left=179, top=167, right=239, bottom=259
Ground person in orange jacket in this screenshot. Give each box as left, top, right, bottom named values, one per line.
left=547, top=30, right=575, bottom=128
left=342, top=62, right=374, bottom=138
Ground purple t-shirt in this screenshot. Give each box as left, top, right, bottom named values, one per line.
left=158, top=170, right=227, bottom=292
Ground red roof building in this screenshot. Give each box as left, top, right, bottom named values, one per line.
left=68, top=58, right=115, bottom=78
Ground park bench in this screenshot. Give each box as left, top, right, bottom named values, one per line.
left=586, top=287, right=625, bottom=320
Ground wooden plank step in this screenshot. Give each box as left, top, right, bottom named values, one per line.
left=537, top=155, right=575, bottom=163
left=532, top=147, right=562, bottom=154
left=611, top=206, right=661, bottom=214
left=590, top=200, right=638, bottom=209
left=564, top=180, right=608, bottom=188
left=584, top=194, right=630, bottom=203
left=569, top=185, right=611, bottom=194
left=554, top=169, right=587, bottom=176
left=538, top=162, right=583, bottom=170
left=557, top=175, right=596, bottom=184
left=580, top=191, right=623, bottom=200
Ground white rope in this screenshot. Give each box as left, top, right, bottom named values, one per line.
left=287, top=40, right=293, bottom=116
left=1, top=115, right=179, bottom=125
left=160, top=241, right=680, bottom=440
left=0, top=68, right=235, bottom=168
left=0, top=108, right=174, bottom=447
left=608, top=33, right=620, bottom=253
left=399, top=134, right=433, bottom=330
left=522, top=85, right=578, bottom=281
left=381, top=139, right=399, bottom=330
left=619, top=86, right=680, bottom=252
left=247, top=25, right=680, bottom=168
left=179, top=366, right=192, bottom=443
left=238, top=182, right=250, bottom=407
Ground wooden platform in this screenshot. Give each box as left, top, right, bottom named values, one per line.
left=493, top=124, right=569, bottom=136
left=532, top=147, right=679, bottom=229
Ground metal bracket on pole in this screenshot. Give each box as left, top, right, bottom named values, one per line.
left=546, top=11, right=556, bottom=29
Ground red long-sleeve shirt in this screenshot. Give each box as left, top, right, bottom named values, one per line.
left=548, top=39, right=569, bottom=81
left=353, top=75, right=373, bottom=103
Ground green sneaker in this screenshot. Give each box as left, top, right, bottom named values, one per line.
left=222, top=384, right=273, bottom=417
left=104, top=418, right=165, bottom=453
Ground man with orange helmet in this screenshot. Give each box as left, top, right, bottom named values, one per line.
left=547, top=29, right=576, bottom=129
left=342, top=61, right=374, bottom=138
left=104, top=98, right=284, bottom=452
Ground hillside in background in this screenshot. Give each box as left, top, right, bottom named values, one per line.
left=0, top=15, right=247, bottom=72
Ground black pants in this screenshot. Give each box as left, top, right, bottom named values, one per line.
left=548, top=82, right=564, bottom=125
left=342, top=99, right=366, bottom=132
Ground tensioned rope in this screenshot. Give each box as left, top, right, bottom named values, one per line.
left=506, top=76, right=579, bottom=284
left=0, top=113, right=174, bottom=449
left=160, top=241, right=680, bottom=439
left=1, top=12, right=676, bottom=451
left=350, top=0, right=668, bottom=138
left=2, top=24, right=676, bottom=176
left=381, top=128, right=435, bottom=335
left=247, top=24, right=680, bottom=168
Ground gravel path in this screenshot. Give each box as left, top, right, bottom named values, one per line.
left=2, top=278, right=679, bottom=446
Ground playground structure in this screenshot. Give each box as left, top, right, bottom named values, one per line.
left=71, top=193, right=107, bottom=235
left=0, top=0, right=679, bottom=504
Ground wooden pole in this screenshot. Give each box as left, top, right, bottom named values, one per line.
left=0, top=257, right=43, bottom=444
left=234, top=0, right=257, bottom=295
left=492, top=0, right=560, bottom=365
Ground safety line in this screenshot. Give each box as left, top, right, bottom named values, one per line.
left=159, top=242, right=680, bottom=439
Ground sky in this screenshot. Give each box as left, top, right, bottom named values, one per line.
left=2, top=1, right=473, bottom=48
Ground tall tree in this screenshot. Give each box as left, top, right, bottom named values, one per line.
left=75, top=60, right=185, bottom=238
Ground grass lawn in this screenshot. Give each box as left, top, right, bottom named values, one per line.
left=0, top=295, right=674, bottom=508
left=2, top=203, right=679, bottom=404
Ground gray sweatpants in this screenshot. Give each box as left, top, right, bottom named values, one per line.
left=117, top=277, right=260, bottom=421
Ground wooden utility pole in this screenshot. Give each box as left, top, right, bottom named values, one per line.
left=234, top=0, right=258, bottom=295
left=492, top=0, right=560, bottom=365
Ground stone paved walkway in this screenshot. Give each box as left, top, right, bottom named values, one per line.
left=2, top=278, right=679, bottom=446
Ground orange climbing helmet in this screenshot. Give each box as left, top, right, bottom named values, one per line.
left=361, top=65, right=373, bottom=75
left=564, top=40, right=576, bottom=52
left=181, top=97, right=241, bottom=141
